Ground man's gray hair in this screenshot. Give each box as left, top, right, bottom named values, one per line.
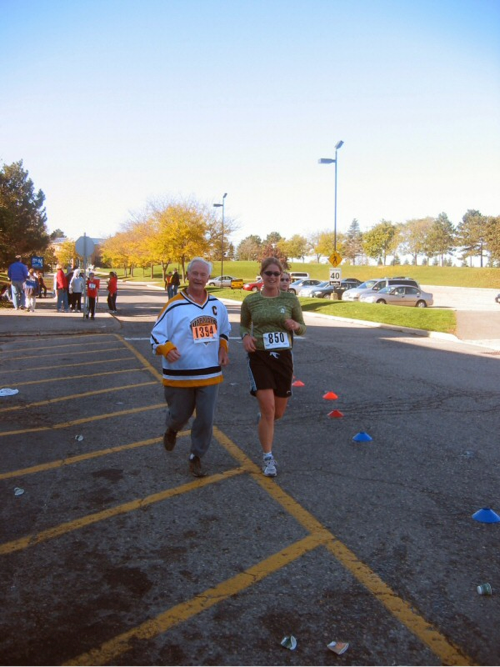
left=187, top=257, right=212, bottom=274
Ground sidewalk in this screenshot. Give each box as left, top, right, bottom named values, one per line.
left=0, top=300, right=121, bottom=337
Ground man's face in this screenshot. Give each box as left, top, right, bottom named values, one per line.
left=187, top=263, right=209, bottom=290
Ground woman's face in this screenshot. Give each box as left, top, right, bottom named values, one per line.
left=261, top=263, right=281, bottom=290
left=280, top=274, right=291, bottom=291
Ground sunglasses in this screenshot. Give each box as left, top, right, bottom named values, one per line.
left=263, top=271, right=281, bottom=277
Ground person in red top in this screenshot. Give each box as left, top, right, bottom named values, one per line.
left=86, top=272, right=100, bottom=319
left=106, top=272, right=118, bottom=313
left=55, top=265, right=69, bottom=312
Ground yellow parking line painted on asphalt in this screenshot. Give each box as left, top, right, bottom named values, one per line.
left=0, top=431, right=189, bottom=480
left=7, top=346, right=124, bottom=362
left=65, top=533, right=327, bottom=667
left=0, top=356, right=134, bottom=375
left=0, top=381, right=156, bottom=413
left=214, top=427, right=330, bottom=536
left=213, top=428, right=474, bottom=667
left=0, top=467, right=246, bottom=556
left=323, top=541, right=472, bottom=667
left=11, top=367, right=146, bottom=387
left=119, top=334, right=163, bottom=382
left=1, top=335, right=118, bottom=354
left=0, top=403, right=165, bottom=437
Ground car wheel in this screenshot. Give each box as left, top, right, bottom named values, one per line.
left=251, top=286, right=259, bottom=292
left=416, top=300, right=427, bottom=308
left=289, top=289, right=296, bottom=295
left=376, top=299, right=386, bottom=304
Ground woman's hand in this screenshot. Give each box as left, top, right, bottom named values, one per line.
left=242, top=334, right=257, bottom=353
left=284, top=318, right=299, bottom=332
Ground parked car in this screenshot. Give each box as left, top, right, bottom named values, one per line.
left=298, top=281, right=330, bottom=297
left=360, top=285, right=434, bottom=307
left=242, top=278, right=264, bottom=292
left=309, top=278, right=362, bottom=298
left=207, top=275, right=239, bottom=288
left=288, top=279, right=322, bottom=295
left=343, top=277, right=419, bottom=301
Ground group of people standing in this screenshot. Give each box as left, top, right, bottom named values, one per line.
left=7, top=256, right=47, bottom=312
left=55, top=266, right=117, bottom=318
left=150, top=256, right=305, bottom=479
left=6, top=256, right=119, bottom=319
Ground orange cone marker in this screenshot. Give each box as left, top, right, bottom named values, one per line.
left=328, top=410, right=344, bottom=418
left=323, top=391, right=338, bottom=400
left=292, top=380, right=305, bottom=387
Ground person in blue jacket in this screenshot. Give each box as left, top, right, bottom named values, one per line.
left=8, top=255, right=29, bottom=310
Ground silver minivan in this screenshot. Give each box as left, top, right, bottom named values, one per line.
left=343, top=277, right=419, bottom=301
left=290, top=271, right=310, bottom=281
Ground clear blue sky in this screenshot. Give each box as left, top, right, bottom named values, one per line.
left=2, top=0, right=499, bottom=247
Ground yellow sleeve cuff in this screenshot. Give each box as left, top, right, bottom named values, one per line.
left=156, top=342, right=177, bottom=357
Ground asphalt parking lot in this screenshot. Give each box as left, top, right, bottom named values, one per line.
left=1, top=286, right=499, bottom=666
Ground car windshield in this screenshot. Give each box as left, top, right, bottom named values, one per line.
left=378, top=286, right=392, bottom=294
left=358, top=280, right=379, bottom=289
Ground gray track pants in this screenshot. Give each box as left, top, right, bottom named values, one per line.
left=163, top=384, right=220, bottom=458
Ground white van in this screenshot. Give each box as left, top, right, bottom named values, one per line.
left=290, top=271, right=310, bottom=281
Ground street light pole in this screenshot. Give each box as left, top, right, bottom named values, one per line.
left=213, top=193, right=227, bottom=277
left=318, top=140, right=344, bottom=252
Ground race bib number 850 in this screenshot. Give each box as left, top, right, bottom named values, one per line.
left=263, top=331, right=291, bottom=350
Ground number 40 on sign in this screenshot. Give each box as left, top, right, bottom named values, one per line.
left=329, top=269, right=342, bottom=284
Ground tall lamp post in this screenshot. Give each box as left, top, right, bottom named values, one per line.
left=318, top=140, right=344, bottom=252
left=213, top=192, right=227, bottom=276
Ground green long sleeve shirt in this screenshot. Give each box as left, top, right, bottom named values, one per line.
left=240, top=291, right=306, bottom=351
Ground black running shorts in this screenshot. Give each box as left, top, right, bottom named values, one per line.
left=247, top=349, right=293, bottom=398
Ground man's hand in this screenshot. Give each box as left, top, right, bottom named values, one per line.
left=219, top=347, right=229, bottom=367
left=166, top=348, right=181, bottom=362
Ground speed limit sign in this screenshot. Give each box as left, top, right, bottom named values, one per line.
left=329, top=269, right=342, bottom=284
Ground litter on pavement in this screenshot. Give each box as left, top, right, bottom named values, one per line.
left=327, top=640, right=349, bottom=655
left=0, top=388, right=19, bottom=397
left=280, top=635, right=297, bottom=650
left=477, top=583, right=493, bottom=595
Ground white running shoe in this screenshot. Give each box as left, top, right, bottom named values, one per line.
left=263, top=456, right=277, bottom=477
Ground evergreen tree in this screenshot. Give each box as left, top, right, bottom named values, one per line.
left=0, top=160, right=49, bottom=267
left=343, top=219, right=363, bottom=264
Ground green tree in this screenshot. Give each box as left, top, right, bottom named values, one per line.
left=398, top=217, right=434, bottom=265
left=279, top=234, right=308, bottom=261
left=425, top=213, right=455, bottom=266
left=456, top=209, right=488, bottom=267
left=236, top=235, right=262, bottom=261
left=264, top=231, right=283, bottom=246
left=343, top=219, right=364, bottom=265
left=485, top=215, right=500, bottom=265
left=0, top=160, right=49, bottom=267
left=362, top=220, right=397, bottom=265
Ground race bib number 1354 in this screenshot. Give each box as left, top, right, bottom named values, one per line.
left=263, top=331, right=290, bottom=350
left=192, top=323, right=218, bottom=343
